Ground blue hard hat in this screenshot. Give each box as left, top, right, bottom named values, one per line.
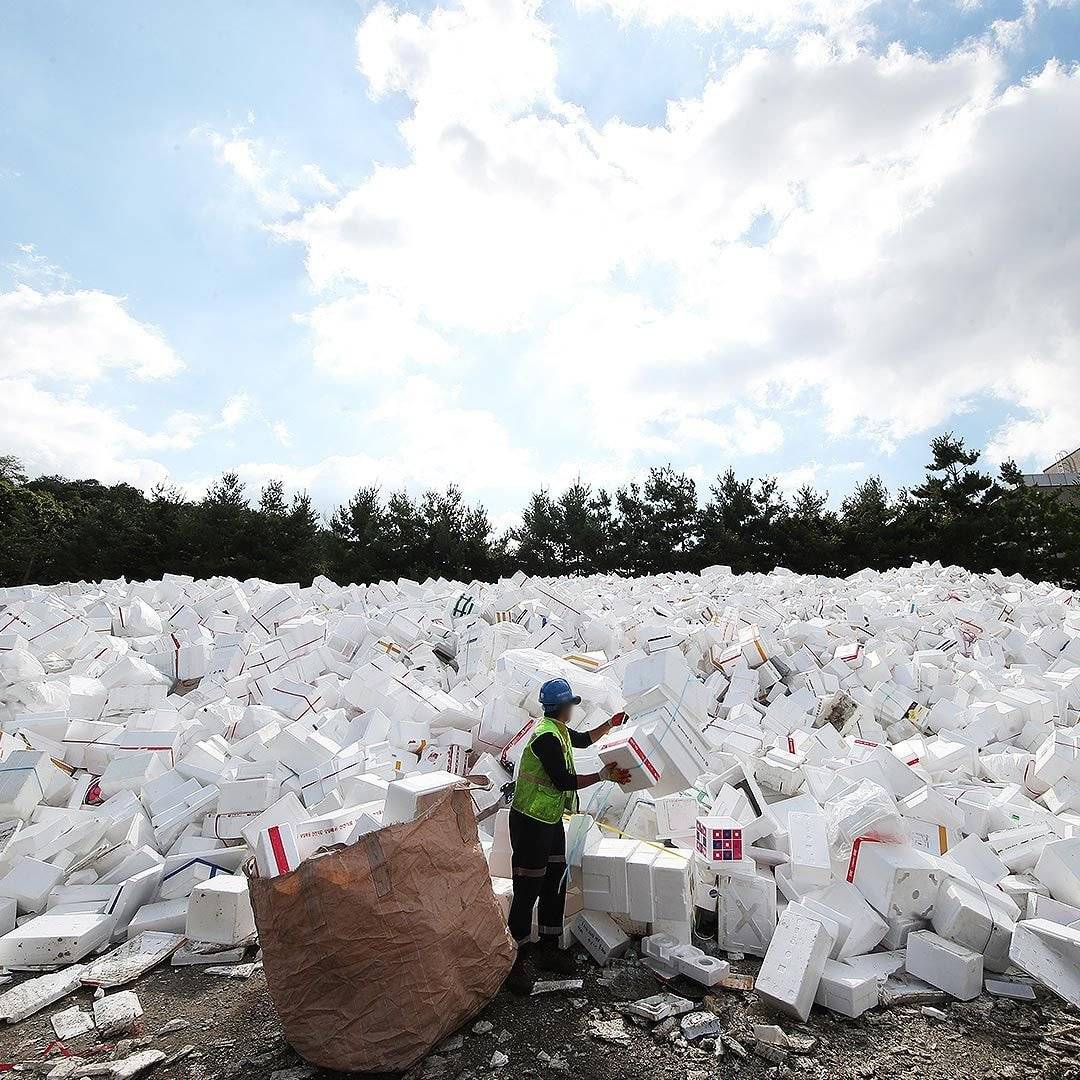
left=539, top=678, right=580, bottom=708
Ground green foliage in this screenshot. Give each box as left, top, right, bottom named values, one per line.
left=1, top=432, right=1078, bottom=588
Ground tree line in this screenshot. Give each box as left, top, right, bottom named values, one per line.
left=2, top=434, right=1078, bottom=590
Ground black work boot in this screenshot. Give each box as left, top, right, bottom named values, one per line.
left=535, top=939, right=576, bottom=975
left=506, top=945, right=534, bottom=995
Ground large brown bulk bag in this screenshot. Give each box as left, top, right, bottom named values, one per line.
left=247, top=790, right=515, bottom=1072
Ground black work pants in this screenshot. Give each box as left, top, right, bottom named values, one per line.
left=507, top=808, right=567, bottom=945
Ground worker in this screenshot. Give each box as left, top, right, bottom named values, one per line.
left=505, top=677, right=631, bottom=995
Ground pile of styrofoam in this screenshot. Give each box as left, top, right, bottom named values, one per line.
left=2, top=562, right=1080, bottom=1023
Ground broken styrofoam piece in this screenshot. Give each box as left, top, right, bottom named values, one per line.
left=622, top=992, right=695, bottom=1022
left=51, top=1004, right=95, bottom=1040
left=81, top=931, right=185, bottom=987
left=0, top=964, right=86, bottom=1022
left=93, top=990, right=143, bottom=1037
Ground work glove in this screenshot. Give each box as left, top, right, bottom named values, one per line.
left=600, top=762, right=632, bottom=785
left=609, top=711, right=627, bottom=727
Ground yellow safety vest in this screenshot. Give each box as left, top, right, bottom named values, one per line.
left=512, top=717, right=577, bottom=824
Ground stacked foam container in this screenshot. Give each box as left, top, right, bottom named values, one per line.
left=2, top=563, right=1080, bottom=1024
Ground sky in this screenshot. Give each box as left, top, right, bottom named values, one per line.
left=2, top=0, right=1079, bottom=528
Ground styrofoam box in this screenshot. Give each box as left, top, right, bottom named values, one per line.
left=787, top=812, right=832, bottom=889
left=1009, top=918, right=1080, bottom=1008
left=850, top=842, right=941, bottom=918
left=932, top=877, right=1016, bottom=973
left=570, top=910, right=629, bottom=966
left=717, top=868, right=777, bottom=957
left=0, top=912, right=115, bottom=968
left=815, top=958, right=879, bottom=1018
left=382, top=771, right=465, bottom=826
left=652, top=851, right=691, bottom=922
left=756, top=910, right=834, bottom=1021
left=1034, top=837, right=1080, bottom=907
left=905, top=929, right=983, bottom=1000
left=185, top=876, right=255, bottom=946
left=581, top=838, right=638, bottom=914
left=627, top=845, right=658, bottom=923
left=596, top=724, right=664, bottom=792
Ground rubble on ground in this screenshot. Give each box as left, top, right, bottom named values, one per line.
left=1, top=559, right=1080, bottom=1054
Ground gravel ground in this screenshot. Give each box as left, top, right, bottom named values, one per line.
left=0, top=947, right=1077, bottom=1080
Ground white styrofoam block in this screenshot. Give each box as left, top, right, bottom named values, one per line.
left=125, top=899, right=188, bottom=939
left=931, top=877, right=1015, bottom=973
left=815, top=958, right=879, bottom=1017
left=0, top=857, right=65, bottom=915
left=581, top=838, right=638, bottom=915
left=382, top=771, right=465, bottom=826
left=652, top=851, right=691, bottom=923
left=800, top=881, right=887, bottom=958
left=255, top=823, right=301, bottom=878
left=570, top=910, right=629, bottom=966
left=756, top=910, right=834, bottom=1021
left=185, top=877, right=255, bottom=946
left=672, top=946, right=730, bottom=986
left=905, top=929, right=983, bottom=1001
left=787, top=812, right=832, bottom=889
left=240, top=792, right=309, bottom=849
left=627, top=845, right=658, bottom=923
left=1009, top=918, right=1080, bottom=1008
left=850, top=842, right=941, bottom=918
left=717, top=868, right=777, bottom=957
left=0, top=912, right=115, bottom=968
left=596, top=724, right=664, bottom=792
left=1034, top=837, right=1080, bottom=906
left=943, top=834, right=1009, bottom=885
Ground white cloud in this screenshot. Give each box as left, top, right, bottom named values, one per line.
left=299, top=291, right=455, bottom=380
left=270, top=420, right=294, bottom=447
left=213, top=0, right=1080, bottom=480
left=0, top=284, right=181, bottom=381
left=192, top=119, right=339, bottom=218
left=203, top=375, right=537, bottom=507
left=0, top=377, right=197, bottom=487
left=219, top=392, right=253, bottom=429
left=573, top=0, right=877, bottom=36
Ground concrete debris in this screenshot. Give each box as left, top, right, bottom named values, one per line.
left=472, top=1020, right=494, bottom=1035
left=1, top=560, right=1080, bottom=1025
left=488, top=1050, right=509, bottom=1068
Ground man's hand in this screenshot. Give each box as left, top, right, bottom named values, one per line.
left=609, top=711, right=627, bottom=728
left=600, top=762, right=632, bottom=785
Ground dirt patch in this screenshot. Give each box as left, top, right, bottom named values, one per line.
left=0, top=950, right=1076, bottom=1080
